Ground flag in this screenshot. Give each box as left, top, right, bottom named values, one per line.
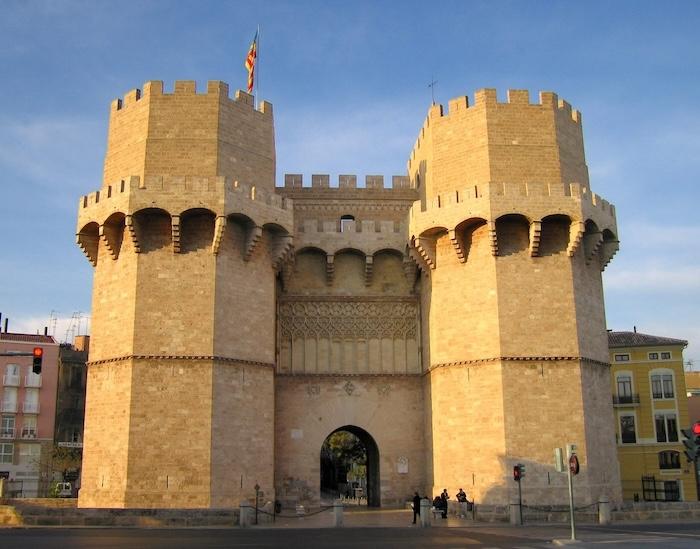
left=245, top=31, right=258, bottom=94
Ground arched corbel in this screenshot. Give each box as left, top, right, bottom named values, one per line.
left=600, top=239, right=620, bottom=271
left=566, top=221, right=584, bottom=257
left=212, top=216, right=226, bottom=255
left=76, top=232, right=99, bottom=266
left=412, top=236, right=436, bottom=270
left=584, top=231, right=604, bottom=264
left=364, top=256, right=374, bottom=286
left=489, top=221, right=499, bottom=256
left=171, top=215, right=181, bottom=253
left=244, top=225, right=263, bottom=261
left=448, top=229, right=466, bottom=263
left=529, top=220, right=542, bottom=257
left=99, top=224, right=117, bottom=260
left=271, top=235, right=294, bottom=270
left=326, top=254, right=335, bottom=285
left=125, top=215, right=141, bottom=253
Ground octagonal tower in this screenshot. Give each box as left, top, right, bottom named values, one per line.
left=76, top=81, right=292, bottom=508
left=408, top=89, right=621, bottom=505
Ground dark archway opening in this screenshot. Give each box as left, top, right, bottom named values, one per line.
left=320, top=425, right=380, bottom=507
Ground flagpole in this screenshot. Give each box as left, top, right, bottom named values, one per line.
left=256, top=24, right=260, bottom=108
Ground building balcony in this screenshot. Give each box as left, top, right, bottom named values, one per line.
left=3, top=374, right=20, bottom=386
left=0, top=400, right=18, bottom=413
left=22, top=402, right=40, bottom=414
left=0, top=428, right=15, bottom=439
left=21, top=429, right=37, bottom=439
left=24, top=375, right=42, bottom=388
left=613, top=394, right=640, bottom=406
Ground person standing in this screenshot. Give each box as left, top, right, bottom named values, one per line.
left=440, top=489, right=449, bottom=519
left=412, top=491, right=421, bottom=524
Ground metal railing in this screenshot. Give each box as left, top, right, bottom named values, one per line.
left=2, top=374, right=20, bottom=386
left=0, top=428, right=15, bottom=439
left=612, top=394, right=640, bottom=406
left=0, top=401, right=18, bottom=413
left=24, top=375, right=42, bottom=388
left=21, top=429, right=37, bottom=439
left=23, top=401, right=40, bottom=414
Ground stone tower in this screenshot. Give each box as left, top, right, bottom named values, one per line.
left=408, top=89, right=620, bottom=504
left=76, top=81, right=293, bottom=507
left=76, top=81, right=621, bottom=509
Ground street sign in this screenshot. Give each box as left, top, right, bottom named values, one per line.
left=569, top=454, right=580, bottom=475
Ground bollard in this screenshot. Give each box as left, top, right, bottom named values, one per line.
left=510, top=497, right=522, bottom=525
left=333, top=499, right=344, bottom=527
left=598, top=494, right=611, bottom=525
left=239, top=501, right=252, bottom=528
left=0, top=478, right=4, bottom=498
left=420, top=498, right=431, bottom=527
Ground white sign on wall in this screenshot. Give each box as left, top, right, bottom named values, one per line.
left=397, top=456, right=409, bottom=474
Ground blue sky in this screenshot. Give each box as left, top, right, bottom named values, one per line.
left=1, top=1, right=698, bottom=367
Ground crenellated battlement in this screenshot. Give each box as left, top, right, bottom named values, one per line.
left=110, top=80, right=272, bottom=116
left=281, top=174, right=413, bottom=190
left=102, top=80, right=276, bottom=190
left=414, top=181, right=614, bottom=217
left=408, top=88, right=589, bottom=200
left=77, top=175, right=293, bottom=236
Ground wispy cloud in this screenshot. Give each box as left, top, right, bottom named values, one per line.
left=0, top=116, right=103, bottom=186
left=605, top=266, right=700, bottom=292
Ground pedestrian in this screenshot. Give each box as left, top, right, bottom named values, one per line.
left=440, top=489, right=449, bottom=519
left=412, top=491, right=421, bottom=524
left=456, top=488, right=468, bottom=517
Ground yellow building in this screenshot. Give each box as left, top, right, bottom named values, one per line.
left=609, top=330, right=698, bottom=501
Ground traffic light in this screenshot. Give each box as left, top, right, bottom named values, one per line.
left=513, top=464, right=525, bottom=482
left=681, top=422, right=700, bottom=462
left=32, top=347, right=43, bottom=374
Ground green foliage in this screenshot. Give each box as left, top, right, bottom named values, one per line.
left=322, top=431, right=366, bottom=465
left=50, top=445, right=82, bottom=476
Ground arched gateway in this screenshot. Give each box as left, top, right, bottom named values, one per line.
left=320, top=426, right=380, bottom=507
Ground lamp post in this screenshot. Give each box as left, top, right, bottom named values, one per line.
left=254, top=483, right=260, bottom=525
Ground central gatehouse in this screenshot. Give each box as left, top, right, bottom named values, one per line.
left=75, top=80, right=621, bottom=509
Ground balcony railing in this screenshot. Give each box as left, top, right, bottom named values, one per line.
left=0, top=428, right=15, bottom=439
left=3, top=374, right=20, bottom=386
left=613, top=394, right=641, bottom=406
left=24, top=375, right=42, bottom=388
left=23, top=402, right=40, bottom=414
left=0, top=400, right=18, bottom=413
left=21, top=429, right=37, bottom=439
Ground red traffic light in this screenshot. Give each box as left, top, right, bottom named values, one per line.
left=693, top=422, right=700, bottom=436
left=513, top=465, right=522, bottom=481
left=32, top=347, right=43, bottom=374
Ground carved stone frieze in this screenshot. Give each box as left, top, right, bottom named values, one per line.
left=279, top=300, right=419, bottom=340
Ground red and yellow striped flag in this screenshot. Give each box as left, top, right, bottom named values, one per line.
left=245, top=31, right=258, bottom=94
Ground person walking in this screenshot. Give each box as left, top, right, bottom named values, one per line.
left=412, top=491, right=421, bottom=524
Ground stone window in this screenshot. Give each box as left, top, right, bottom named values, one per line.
left=340, top=215, right=355, bottom=233
left=620, top=414, right=637, bottom=444
left=655, top=413, right=679, bottom=443
left=0, top=443, right=13, bottom=464
left=648, top=352, right=659, bottom=360
left=658, top=450, right=681, bottom=470
left=614, top=354, right=630, bottom=362
left=651, top=370, right=675, bottom=399
left=661, top=352, right=672, bottom=360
